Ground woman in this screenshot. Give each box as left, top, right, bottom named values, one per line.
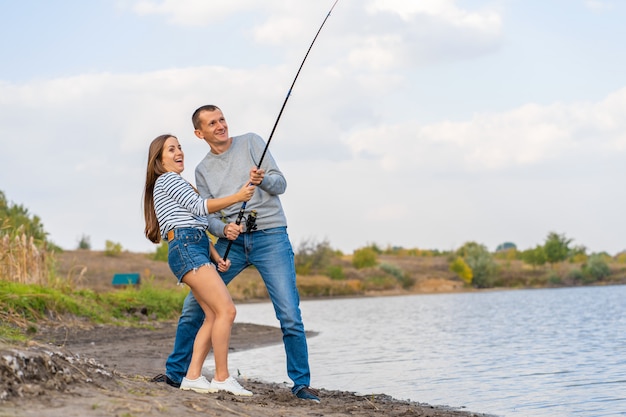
left=143, top=134, right=254, bottom=396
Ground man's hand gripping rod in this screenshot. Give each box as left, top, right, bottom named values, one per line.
left=222, top=0, right=340, bottom=260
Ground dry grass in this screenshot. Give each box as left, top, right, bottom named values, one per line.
left=53, top=250, right=466, bottom=300
left=55, top=249, right=270, bottom=300
left=0, top=233, right=51, bottom=285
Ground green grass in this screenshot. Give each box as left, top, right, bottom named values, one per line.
left=0, top=323, right=28, bottom=342
left=102, top=282, right=188, bottom=319
left=0, top=279, right=189, bottom=343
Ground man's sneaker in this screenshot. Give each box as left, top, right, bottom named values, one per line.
left=210, top=376, right=253, bottom=396
left=151, top=373, right=181, bottom=389
left=294, top=386, right=321, bottom=403
left=180, top=376, right=217, bottom=393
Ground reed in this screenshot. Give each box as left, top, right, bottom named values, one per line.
left=0, top=231, right=53, bottom=286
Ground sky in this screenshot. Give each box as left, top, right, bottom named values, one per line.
left=1, top=0, right=625, bottom=255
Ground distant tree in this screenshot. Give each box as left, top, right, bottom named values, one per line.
left=77, top=234, right=91, bottom=250
left=0, top=190, right=47, bottom=243
left=543, top=232, right=572, bottom=266
left=568, top=245, right=587, bottom=263
left=496, top=242, right=517, bottom=252
left=521, top=245, right=547, bottom=269
left=366, top=242, right=383, bottom=254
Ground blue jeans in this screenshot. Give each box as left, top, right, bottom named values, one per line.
left=165, top=227, right=311, bottom=392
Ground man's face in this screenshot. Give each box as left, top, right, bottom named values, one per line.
left=194, top=109, right=229, bottom=146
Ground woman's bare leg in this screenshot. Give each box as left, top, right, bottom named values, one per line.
left=182, top=265, right=236, bottom=381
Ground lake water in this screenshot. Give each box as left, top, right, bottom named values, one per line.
left=225, top=285, right=626, bottom=417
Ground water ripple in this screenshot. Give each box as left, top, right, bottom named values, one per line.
left=229, top=285, right=626, bottom=417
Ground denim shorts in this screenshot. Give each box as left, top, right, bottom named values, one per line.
left=167, top=228, right=212, bottom=283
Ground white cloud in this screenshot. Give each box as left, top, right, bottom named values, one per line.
left=366, top=0, right=502, bottom=34
left=128, top=0, right=259, bottom=25
left=342, top=89, right=626, bottom=174
left=123, top=0, right=503, bottom=69
left=3, top=66, right=626, bottom=253
left=584, top=0, right=613, bottom=12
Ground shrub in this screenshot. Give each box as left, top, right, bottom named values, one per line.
left=295, top=238, right=335, bottom=275
left=456, top=242, right=497, bottom=288
left=449, top=256, right=473, bottom=284
left=582, top=254, right=611, bottom=282
left=379, top=263, right=402, bottom=280
left=104, top=240, right=123, bottom=257
left=546, top=271, right=563, bottom=285
left=380, top=263, right=415, bottom=289
left=326, top=265, right=345, bottom=280
left=352, top=247, right=378, bottom=269
left=566, top=268, right=584, bottom=283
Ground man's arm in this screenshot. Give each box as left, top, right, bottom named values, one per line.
left=195, top=165, right=226, bottom=237
left=251, top=135, right=287, bottom=195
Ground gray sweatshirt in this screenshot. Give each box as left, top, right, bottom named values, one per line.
left=195, top=132, right=288, bottom=238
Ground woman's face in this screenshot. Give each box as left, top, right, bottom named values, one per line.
left=161, top=136, right=184, bottom=174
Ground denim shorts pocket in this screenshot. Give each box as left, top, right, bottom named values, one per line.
left=168, top=244, right=186, bottom=280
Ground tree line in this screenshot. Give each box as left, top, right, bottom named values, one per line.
left=1, top=190, right=624, bottom=290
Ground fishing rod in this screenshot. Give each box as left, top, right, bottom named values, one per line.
left=223, top=0, right=340, bottom=260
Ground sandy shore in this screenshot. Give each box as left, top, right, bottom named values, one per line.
left=0, top=321, right=493, bottom=417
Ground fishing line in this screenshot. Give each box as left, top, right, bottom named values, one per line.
left=223, top=0, right=340, bottom=260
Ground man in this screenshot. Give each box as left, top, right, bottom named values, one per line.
left=159, top=104, right=320, bottom=403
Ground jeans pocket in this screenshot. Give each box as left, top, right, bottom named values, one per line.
left=168, top=244, right=186, bottom=279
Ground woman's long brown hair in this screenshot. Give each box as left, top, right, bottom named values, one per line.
left=143, top=134, right=175, bottom=244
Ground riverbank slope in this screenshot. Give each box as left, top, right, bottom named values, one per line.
left=1, top=321, right=493, bottom=417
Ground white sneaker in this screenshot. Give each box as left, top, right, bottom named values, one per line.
left=180, top=376, right=217, bottom=393
left=210, top=376, right=253, bottom=396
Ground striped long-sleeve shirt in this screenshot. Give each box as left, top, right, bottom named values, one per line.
left=153, top=171, right=209, bottom=240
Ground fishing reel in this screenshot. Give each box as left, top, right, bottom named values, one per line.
left=245, top=210, right=258, bottom=232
